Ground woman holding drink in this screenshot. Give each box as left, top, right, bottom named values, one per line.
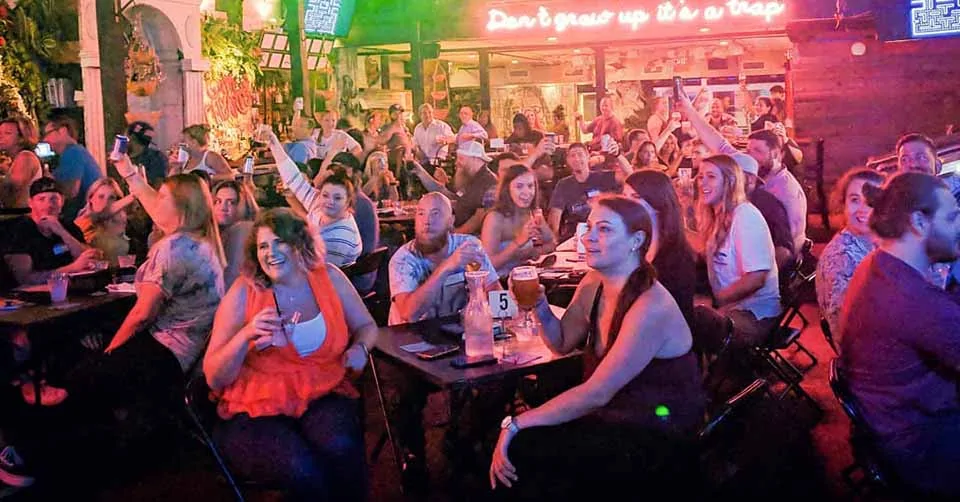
left=489, top=195, right=704, bottom=500
left=203, top=209, right=376, bottom=501
left=480, top=163, right=556, bottom=278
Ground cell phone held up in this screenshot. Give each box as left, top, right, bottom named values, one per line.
left=672, top=76, right=684, bottom=106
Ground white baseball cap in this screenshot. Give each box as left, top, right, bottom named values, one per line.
left=457, top=141, right=492, bottom=162
left=731, top=152, right=759, bottom=177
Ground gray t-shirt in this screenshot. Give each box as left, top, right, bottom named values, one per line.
left=548, top=171, right=619, bottom=240
left=388, top=233, right=498, bottom=325
left=135, top=233, right=225, bottom=371
left=221, top=221, right=253, bottom=288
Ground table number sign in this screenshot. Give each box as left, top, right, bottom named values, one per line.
left=489, top=291, right=518, bottom=319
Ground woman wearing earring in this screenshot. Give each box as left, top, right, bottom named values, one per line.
left=204, top=208, right=376, bottom=501
left=489, top=195, right=704, bottom=500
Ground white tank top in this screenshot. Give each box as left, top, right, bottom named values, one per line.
left=288, top=311, right=327, bottom=357
left=189, top=151, right=216, bottom=176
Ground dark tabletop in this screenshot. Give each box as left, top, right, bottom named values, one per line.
left=0, top=292, right=135, bottom=329
left=374, top=317, right=581, bottom=388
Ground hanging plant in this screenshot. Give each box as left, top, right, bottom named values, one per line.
left=124, top=14, right=162, bottom=97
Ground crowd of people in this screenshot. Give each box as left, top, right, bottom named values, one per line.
left=0, top=82, right=957, bottom=500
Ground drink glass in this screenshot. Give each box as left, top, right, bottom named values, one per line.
left=47, top=272, right=69, bottom=303
left=463, top=241, right=483, bottom=273
left=117, top=254, right=136, bottom=269
left=510, top=266, right=540, bottom=341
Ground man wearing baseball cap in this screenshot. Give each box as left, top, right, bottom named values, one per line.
left=4, top=178, right=99, bottom=285
left=732, top=152, right=793, bottom=269
left=126, top=121, right=168, bottom=187
left=407, top=140, right=496, bottom=235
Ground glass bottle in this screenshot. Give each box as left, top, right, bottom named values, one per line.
left=462, top=270, right=494, bottom=358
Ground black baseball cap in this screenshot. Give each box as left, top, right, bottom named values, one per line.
left=29, top=177, right=61, bottom=198
left=126, top=121, right=156, bottom=146
left=330, top=152, right=361, bottom=173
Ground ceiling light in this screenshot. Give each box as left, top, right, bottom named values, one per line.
left=573, top=49, right=581, bottom=54
left=699, top=27, right=710, bottom=33
left=511, top=59, right=519, bottom=64
left=547, top=36, right=558, bottom=42
left=719, top=41, right=729, bottom=46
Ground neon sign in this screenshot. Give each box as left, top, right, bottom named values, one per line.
left=910, top=0, right=960, bottom=38
left=486, top=1, right=787, bottom=33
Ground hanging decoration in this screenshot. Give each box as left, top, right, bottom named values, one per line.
left=124, top=14, right=162, bottom=97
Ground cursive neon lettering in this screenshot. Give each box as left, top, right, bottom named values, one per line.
left=618, top=9, right=653, bottom=30
left=485, top=2, right=787, bottom=33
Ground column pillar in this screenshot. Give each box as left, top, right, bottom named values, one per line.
left=479, top=50, right=490, bottom=112
left=593, top=47, right=606, bottom=115
left=78, top=0, right=105, bottom=170
left=181, top=59, right=209, bottom=126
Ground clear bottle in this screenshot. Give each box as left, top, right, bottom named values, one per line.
left=462, top=270, right=494, bottom=358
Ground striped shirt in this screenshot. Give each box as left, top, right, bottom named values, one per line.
left=318, top=216, right=361, bottom=267
left=276, top=155, right=362, bottom=267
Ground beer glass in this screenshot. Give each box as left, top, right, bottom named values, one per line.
left=510, top=266, right=540, bottom=340
left=464, top=241, right=483, bottom=273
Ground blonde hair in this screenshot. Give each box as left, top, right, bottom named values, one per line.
left=696, top=155, right=746, bottom=253
left=84, top=178, right=123, bottom=210
left=164, top=174, right=226, bottom=267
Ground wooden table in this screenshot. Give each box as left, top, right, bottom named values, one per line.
left=373, top=315, right=581, bottom=478
left=0, top=291, right=136, bottom=405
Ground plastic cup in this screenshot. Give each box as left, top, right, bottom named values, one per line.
left=47, top=272, right=68, bottom=303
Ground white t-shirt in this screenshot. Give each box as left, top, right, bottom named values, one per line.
left=763, top=167, right=808, bottom=254
left=388, top=234, right=498, bottom=325
left=413, top=119, right=454, bottom=163
left=315, top=130, right=361, bottom=160
left=707, top=202, right=781, bottom=320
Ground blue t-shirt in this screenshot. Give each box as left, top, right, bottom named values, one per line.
left=55, top=144, right=103, bottom=219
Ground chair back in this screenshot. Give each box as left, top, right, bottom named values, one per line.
left=821, top=317, right=839, bottom=355
left=342, top=246, right=390, bottom=278
left=699, top=378, right=768, bottom=447
left=828, top=358, right=873, bottom=433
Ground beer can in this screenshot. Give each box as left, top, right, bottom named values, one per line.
left=110, top=135, right=128, bottom=161
left=243, top=156, right=254, bottom=175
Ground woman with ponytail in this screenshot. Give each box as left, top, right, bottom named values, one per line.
left=489, top=195, right=704, bottom=500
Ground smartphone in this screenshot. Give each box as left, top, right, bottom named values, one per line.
left=415, top=344, right=459, bottom=361
left=34, top=142, right=53, bottom=158
left=450, top=354, right=498, bottom=369
left=673, top=76, right=685, bottom=104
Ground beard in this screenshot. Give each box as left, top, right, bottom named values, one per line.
left=415, top=230, right=449, bottom=256
left=926, top=225, right=960, bottom=264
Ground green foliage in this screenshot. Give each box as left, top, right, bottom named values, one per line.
left=0, top=0, right=74, bottom=119
left=201, top=15, right=262, bottom=84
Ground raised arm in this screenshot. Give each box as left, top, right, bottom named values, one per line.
left=677, top=91, right=734, bottom=155
left=114, top=155, right=164, bottom=227
left=266, top=131, right=323, bottom=216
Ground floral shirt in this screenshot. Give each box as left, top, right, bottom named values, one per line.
left=136, top=232, right=225, bottom=371
left=816, top=228, right=874, bottom=344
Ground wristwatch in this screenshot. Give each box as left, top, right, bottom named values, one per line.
left=500, top=415, right=520, bottom=434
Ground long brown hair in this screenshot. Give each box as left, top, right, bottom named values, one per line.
left=164, top=174, right=225, bottom=267
left=212, top=179, right=260, bottom=222
left=696, top=155, right=746, bottom=253
left=594, top=196, right=657, bottom=347
left=623, top=170, right=694, bottom=260
left=492, top=163, right=538, bottom=217
left=0, top=116, right=38, bottom=151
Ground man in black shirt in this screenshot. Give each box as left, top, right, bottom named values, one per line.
left=732, top=153, right=794, bottom=269
left=410, top=140, right=497, bottom=235
left=126, top=121, right=169, bottom=188
left=548, top=143, right=619, bottom=240
left=4, top=178, right=98, bottom=286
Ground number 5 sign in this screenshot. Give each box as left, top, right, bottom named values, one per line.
left=489, top=291, right=518, bottom=319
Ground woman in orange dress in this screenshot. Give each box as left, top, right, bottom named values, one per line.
left=203, top=208, right=378, bottom=501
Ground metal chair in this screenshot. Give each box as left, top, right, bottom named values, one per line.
left=820, top=316, right=839, bottom=355
left=183, top=374, right=245, bottom=502
left=342, top=246, right=391, bottom=325
left=699, top=378, right=770, bottom=492
left=827, top=358, right=900, bottom=496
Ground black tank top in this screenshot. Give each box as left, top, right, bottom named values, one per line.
left=584, top=284, right=705, bottom=435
